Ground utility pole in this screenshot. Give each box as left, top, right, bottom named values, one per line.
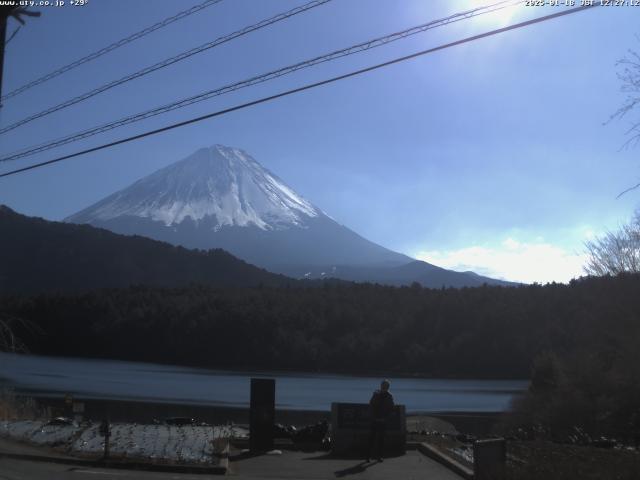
left=0, top=7, right=11, bottom=105
left=0, top=6, right=40, bottom=108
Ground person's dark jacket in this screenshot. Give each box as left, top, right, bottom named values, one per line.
left=369, top=390, right=394, bottom=420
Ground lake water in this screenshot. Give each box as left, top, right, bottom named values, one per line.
left=0, top=352, right=528, bottom=413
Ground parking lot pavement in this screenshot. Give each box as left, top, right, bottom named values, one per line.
left=1, top=436, right=464, bottom=480
left=0, top=458, right=212, bottom=480
left=228, top=449, right=464, bottom=479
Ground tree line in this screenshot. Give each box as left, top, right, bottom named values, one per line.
left=1, top=274, right=637, bottom=378
left=3, top=273, right=640, bottom=439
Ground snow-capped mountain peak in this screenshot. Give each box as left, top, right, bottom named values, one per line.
left=65, top=144, right=510, bottom=287
left=67, top=144, right=319, bottom=230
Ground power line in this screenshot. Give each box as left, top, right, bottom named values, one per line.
left=0, top=0, right=333, bottom=136
left=4, top=25, right=20, bottom=46
left=0, top=4, right=598, bottom=180
left=0, top=0, right=523, bottom=161
left=0, top=0, right=224, bottom=103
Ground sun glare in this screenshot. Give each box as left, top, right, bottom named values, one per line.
left=465, top=0, right=523, bottom=28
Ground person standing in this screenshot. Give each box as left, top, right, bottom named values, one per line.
left=366, top=379, right=394, bottom=462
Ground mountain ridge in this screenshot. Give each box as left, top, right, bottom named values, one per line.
left=65, top=144, right=514, bottom=287
left=0, top=205, right=294, bottom=293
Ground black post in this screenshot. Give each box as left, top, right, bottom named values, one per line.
left=99, top=418, right=111, bottom=460
left=64, top=393, right=73, bottom=419
left=474, top=438, right=506, bottom=480
left=249, top=378, right=275, bottom=453
left=0, top=6, right=41, bottom=107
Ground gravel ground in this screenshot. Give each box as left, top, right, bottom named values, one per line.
left=506, top=440, right=640, bottom=480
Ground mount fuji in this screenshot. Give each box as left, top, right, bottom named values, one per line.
left=67, top=145, right=511, bottom=287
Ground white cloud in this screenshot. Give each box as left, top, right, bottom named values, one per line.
left=502, top=237, right=520, bottom=250
left=415, top=238, right=587, bottom=284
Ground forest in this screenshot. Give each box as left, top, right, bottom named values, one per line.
left=5, top=274, right=639, bottom=377
left=3, top=273, right=640, bottom=439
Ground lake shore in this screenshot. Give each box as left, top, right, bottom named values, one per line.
left=29, top=396, right=501, bottom=435
left=0, top=352, right=527, bottom=415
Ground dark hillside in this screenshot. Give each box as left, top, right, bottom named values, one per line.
left=0, top=205, right=293, bottom=292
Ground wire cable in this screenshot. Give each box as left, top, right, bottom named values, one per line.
left=4, top=25, right=21, bottom=47
left=0, top=0, right=523, bottom=161
left=0, top=4, right=598, bottom=179
left=0, top=0, right=224, bottom=103
left=0, top=0, right=333, bottom=135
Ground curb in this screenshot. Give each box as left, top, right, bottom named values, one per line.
left=417, top=442, right=474, bottom=480
left=0, top=450, right=228, bottom=475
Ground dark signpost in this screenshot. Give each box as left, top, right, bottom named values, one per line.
left=331, top=402, right=406, bottom=456
left=249, top=378, right=275, bottom=453
left=336, top=403, right=403, bottom=430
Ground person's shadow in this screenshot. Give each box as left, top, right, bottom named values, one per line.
left=334, top=460, right=378, bottom=477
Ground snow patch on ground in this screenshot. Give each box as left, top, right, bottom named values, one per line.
left=451, top=446, right=474, bottom=464
left=0, top=420, right=248, bottom=465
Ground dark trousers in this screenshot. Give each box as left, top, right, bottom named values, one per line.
left=367, top=419, right=386, bottom=459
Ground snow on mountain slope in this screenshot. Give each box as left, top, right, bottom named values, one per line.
left=68, top=145, right=319, bottom=230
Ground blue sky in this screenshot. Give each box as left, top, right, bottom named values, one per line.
left=1, top=0, right=639, bottom=283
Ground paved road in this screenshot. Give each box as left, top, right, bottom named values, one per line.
left=0, top=458, right=210, bottom=479
left=0, top=437, right=463, bottom=479
left=0, top=450, right=463, bottom=480
left=228, top=450, right=463, bottom=479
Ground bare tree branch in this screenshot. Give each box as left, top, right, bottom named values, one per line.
left=609, top=41, right=640, bottom=196
left=0, top=315, right=40, bottom=353
left=616, top=181, right=640, bottom=199
left=584, top=211, right=640, bottom=275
